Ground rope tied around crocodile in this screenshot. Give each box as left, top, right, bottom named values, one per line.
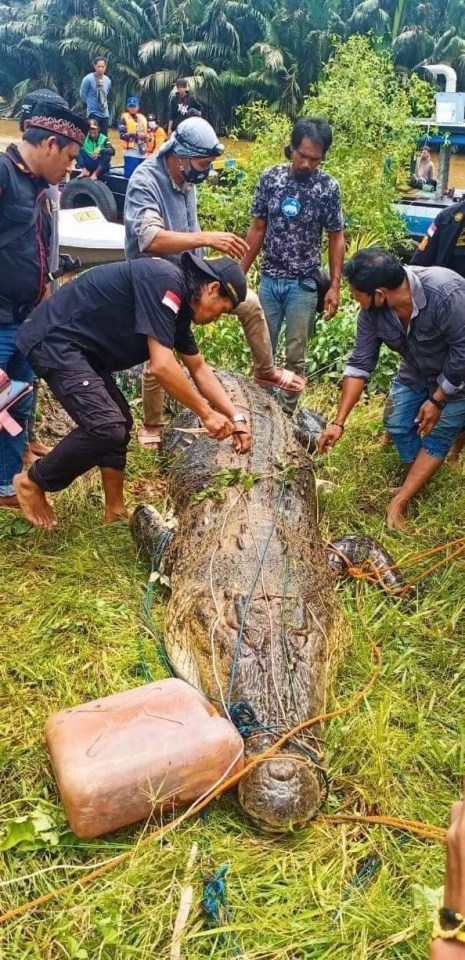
left=220, top=470, right=331, bottom=812
left=229, top=700, right=331, bottom=807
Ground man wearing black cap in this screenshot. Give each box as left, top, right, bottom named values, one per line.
left=14, top=253, right=251, bottom=529
left=0, top=102, right=87, bottom=512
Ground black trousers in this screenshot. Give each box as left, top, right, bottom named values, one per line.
left=28, top=357, right=133, bottom=493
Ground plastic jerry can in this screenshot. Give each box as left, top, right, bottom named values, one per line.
left=45, top=678, right=244, bottom=838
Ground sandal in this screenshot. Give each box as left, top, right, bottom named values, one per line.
left=254, top=368, right=305, bottom=394
left=138, top=427, right=163, bottom=449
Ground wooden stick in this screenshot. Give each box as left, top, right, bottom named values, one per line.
left=172, top=427, right=208, bottom=435
left=170, top=843, right=199, bottom=960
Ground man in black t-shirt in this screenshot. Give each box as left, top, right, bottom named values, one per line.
left=168, top=79, right=203, bottom=134
left=14, top=253, right=250, bottom=529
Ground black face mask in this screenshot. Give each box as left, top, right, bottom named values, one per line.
left=179, top=158, right=211, bottom=184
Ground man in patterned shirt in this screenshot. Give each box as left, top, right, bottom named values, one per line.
left=241, top=117, right=345, bottom=413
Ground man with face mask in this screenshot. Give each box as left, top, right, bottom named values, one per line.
left=318, top=247, right=465, bottom=530
left=241, top=117, right=345, bottom=415
left=124, top=116, right=304, bottom=447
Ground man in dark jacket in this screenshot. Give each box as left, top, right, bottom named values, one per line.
left=15, top=254, right=251, bottom=529
left=20, top=89, right=70, bottom=462
left=411, top=200, right=465, bottom=277
left=168, top=79, right=203, bottom=134
left=0, top=103, right=87, bottom=510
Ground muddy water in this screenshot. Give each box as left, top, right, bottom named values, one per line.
left=0, top=119, right=252, bottom=167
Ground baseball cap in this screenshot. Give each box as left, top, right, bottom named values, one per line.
left=126, top=96, right=140, bottom=108
left=183, top=253, right=247, bottom=307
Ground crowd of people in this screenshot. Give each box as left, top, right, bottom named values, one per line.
left=1, top=64, right=465, bottom=951
left=1, top=59, right=465, bottom=537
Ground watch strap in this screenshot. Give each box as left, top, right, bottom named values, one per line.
left=433, top=909, right=465, bottom=942
left=429, top=396, right=447, bottom=411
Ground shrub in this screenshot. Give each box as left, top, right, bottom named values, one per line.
left=196, top=37, right=432, bottom=394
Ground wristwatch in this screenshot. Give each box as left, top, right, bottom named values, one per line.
left=429, top=396, right=447, bottom=411
left=231, top=413, right=248, bottom=425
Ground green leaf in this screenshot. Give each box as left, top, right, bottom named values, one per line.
left=0, top=806, right=61, bottom=851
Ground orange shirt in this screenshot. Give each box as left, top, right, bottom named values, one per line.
left=146, top=126, right=167, bottom=155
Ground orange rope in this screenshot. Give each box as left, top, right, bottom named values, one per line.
left=324, top=813, right=446, bottom=843
left=0, top=600, right=449, bottom=924
left=330, top=535, right=465, bottom=597
left=0, top=636, right=383, bottom=925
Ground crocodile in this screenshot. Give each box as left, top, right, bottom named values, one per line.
left=131, top=371, right=401, bottom=832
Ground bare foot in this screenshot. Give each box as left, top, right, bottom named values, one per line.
left=30, top=440, right=53, bottom=457
left=23, top=447, right=38, bottom=469
left=386, top=496, right=410, bottom=532
left=13, top=473, right=57, bottom=529
left=103, top=504, right=133, bottom=524
left=77, top=169, right=90, bottom=178
left=0, top=494, right=21, bottom=510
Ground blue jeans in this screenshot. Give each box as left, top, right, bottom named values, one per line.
left=384, top=379, right=465, bottom=462
left=259, top=275, right=318, bottom=413
left=0, top=323, right=34, bottom=496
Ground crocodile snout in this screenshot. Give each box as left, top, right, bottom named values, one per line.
left=238, top=754, right=323, bottom=833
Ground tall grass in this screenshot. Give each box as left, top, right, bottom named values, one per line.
left=1, top=388, right=464, bottom=959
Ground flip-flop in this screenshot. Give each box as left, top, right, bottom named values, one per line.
left=254, top=369, right=305, bottom=394
left=138, top=428, right=163, bottom=449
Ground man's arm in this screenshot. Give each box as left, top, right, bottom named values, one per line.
left=324, top=229, right=345, bottom=319
left=182, top=352, right=251, bottom=453
left=416, top=286, right=465, bottom=436
left=430, top=782, right=465, bottom=959
left=147, top=338, right=235, bottom=442
left=148, top=228, right=249, bottom=259
left=167, top=98, right=177, bottom=134
left=436, top=288, right=465, bottom=397
left=240, top=218, right=266, bottom=274
left=318, top=377, right=367, bottom=452
left=318, top=309, right=381, bottom=452
left=79, top=76, right=90, bottom=104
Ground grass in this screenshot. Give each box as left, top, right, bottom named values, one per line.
left=1, top=380, right=465, bottom=960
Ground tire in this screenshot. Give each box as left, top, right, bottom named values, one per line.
left=60, top=178, right=118, bottom=223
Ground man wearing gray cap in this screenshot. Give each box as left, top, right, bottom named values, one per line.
left=124, top=116, right=305, bottom=447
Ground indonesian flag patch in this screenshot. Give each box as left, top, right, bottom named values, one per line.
left=427, top=223, right=437, bottom=237
left=162, top=290, right=181, bottom=314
